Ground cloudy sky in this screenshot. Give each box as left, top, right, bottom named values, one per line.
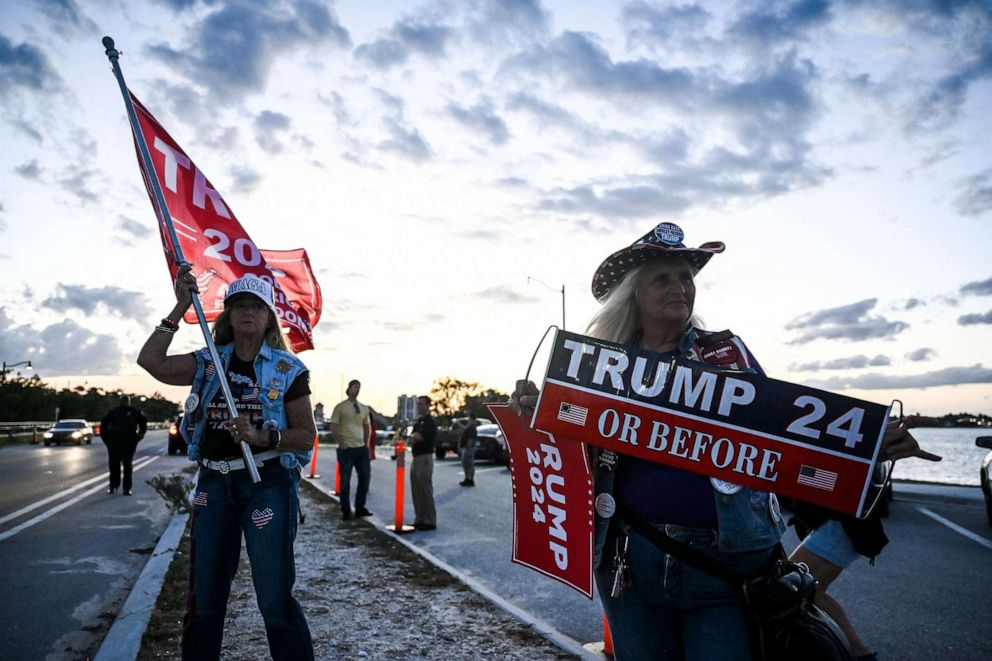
left=1, top=0, right=990, bottom=418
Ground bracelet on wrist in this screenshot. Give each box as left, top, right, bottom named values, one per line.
left=267, top=429, right=282, bottom=450
left=154, top=325, right=177, bottom=334
left=160, top=317, right=180, bottom=330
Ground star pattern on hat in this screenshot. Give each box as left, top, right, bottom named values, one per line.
left=591, top=222, right=723, bottom=299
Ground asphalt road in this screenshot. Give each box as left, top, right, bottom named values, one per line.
left=309, top=443, right=992, bottom=659
left=3, top=435, right=990, bottom=660
left=0, top=431, right=186, bottom=661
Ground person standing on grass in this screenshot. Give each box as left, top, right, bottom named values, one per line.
left=138, top=267, right=316, bottom=661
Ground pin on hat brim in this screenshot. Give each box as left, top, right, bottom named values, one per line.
left=591, top=229, right=724, bottom=300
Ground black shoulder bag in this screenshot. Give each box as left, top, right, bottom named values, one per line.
left=617, top=505, right=853, bottom=661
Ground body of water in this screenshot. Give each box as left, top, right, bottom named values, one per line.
left=893, top=427, right=990, bottom=486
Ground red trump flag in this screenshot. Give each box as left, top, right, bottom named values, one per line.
left=128, top=92, right=321, bottom=351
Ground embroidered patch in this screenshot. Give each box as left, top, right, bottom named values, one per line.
left=192, top=491, right=208, bottom=507
left=749, top=491, right=769, bottom=510
left=276, top=359, right=292, bottom=373
left=251, top=507, right=275, bottom=529
left=597, top=449, right=618, bottom=472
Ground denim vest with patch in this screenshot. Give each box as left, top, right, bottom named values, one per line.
left=181, top=342, right=311, bottom=470
left=592, top=326, right=786, bottom=568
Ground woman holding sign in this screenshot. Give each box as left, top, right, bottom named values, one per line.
left=138, top=267, right=316, bottom=661
left=510, top=222, right=936, bottom=660
left=512, top=222, right=782, bottom=659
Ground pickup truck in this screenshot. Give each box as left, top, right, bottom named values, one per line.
left=434, top=416, right=493, bottom=459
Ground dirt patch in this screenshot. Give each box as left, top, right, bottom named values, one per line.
left=139, top=481, right=577, bottom=660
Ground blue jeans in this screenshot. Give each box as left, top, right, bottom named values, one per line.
left=183, top=462, right=313, bottom=661
left=336, top=446, right=371, bottom=515
left=596, top=523, right=772, bottom=661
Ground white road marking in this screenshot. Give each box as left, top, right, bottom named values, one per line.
left=0, top=455, right=160, bottom=543
left=917, top=506, right=992, bottom=552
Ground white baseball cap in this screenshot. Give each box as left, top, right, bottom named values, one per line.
left=224, top=274, right=276, bottom=312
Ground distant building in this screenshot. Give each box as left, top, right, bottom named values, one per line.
left=397, top=395, right=418, bottom=422
left=314, top=403, right=325, bottom=430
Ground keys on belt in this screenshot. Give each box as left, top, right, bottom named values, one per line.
left=610, top=533, right=631, bottom=599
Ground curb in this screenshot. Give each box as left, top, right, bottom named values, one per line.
left=893, top=480, right=984, bottom=507
left=300, top=478, right=602, bottom=661
left=94, top=510, right=189, bottom=661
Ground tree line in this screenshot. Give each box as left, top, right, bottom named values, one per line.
left=427, top=376, right=508, bottom=425
left=0, top=375, right=179, bottom=423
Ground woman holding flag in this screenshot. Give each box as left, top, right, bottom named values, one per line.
left=510, top=223, right=936, bottom=660
left=138, top=266, right=315, bottom=661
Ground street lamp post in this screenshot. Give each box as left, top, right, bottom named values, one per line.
left=1, top=360, right=33, bottom=382
left=527, top=277, right=566, bottom=330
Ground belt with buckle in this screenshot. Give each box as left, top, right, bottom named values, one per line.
left=200, top=449, right=282, bottom=474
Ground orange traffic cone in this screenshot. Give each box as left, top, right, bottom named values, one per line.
left=332, top=460, right=341, bottom=495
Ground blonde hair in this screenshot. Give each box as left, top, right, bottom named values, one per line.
left=586, top=256, right=702, bottom=344
left=212, top=306, right=292, bottom=352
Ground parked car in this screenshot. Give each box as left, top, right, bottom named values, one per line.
left=470, top=423, right=507, bottom=465
left=977, top=436, right=992, bottom=526
left=43, top=419, right=94, bottom=446
left=375, top=429, right=395, bottom=446
left=168, top=416, right=188, bottom=455
left=435, top=416, right=493, bottom=459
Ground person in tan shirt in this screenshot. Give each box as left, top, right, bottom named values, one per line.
left=329, top=379, right=372, bottom=520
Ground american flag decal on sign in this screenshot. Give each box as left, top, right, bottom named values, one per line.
left=557, top=402, right=589, bottom=426
left=797, top=465, right=838, bottom=491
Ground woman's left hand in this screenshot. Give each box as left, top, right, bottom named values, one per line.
left=228, top=414, right=264, bottom=447
left=879, top=419, right=942, bottom=462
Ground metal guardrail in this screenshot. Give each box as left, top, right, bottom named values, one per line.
left=0, top=420, right=170, bottom=441
left=0, top=421, right=54, bottom=433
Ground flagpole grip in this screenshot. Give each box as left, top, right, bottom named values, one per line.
left=102, top=36, right=261, bottom=483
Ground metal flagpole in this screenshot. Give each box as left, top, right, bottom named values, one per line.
left=102, top=36, right=261, bottom=483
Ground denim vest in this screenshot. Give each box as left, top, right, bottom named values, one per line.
left=592, top=326, right=786, bottom=568
left=181, top=342, right=311, bottom=470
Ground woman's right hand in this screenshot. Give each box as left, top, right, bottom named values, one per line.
left=510, top=380, right=540, bottom=417
left=175, top=264, right=198, bottom=308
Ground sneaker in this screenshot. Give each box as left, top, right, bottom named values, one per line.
left=355, top=508, right=373, bottom=518
left=123, top=489, right=133, bottom=496
left=107, top=487, right=117, bottom=494
left=413, top=523, right=437, bottom=531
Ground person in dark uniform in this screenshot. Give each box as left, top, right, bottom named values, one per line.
left=99, top=395, right=148, bottom=495
left=409, top=395, right=437, bottom=530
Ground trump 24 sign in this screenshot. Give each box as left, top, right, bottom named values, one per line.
left=532, top=330, right=890, bottom=518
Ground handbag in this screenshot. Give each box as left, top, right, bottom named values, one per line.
left=616, top=505, right=853, bottom=661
